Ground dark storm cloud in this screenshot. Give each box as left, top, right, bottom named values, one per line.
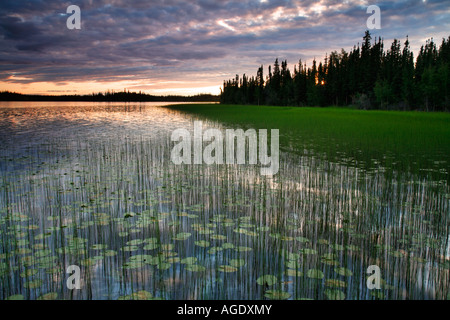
left=0, top=0, right=448, bottom=88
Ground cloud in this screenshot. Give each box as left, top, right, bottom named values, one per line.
left=0, top=0, right=448, bottom=94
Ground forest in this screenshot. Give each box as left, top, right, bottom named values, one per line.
left=220, top=31, right=450, bottom=111
left=0, top=91, right=219, bottom=103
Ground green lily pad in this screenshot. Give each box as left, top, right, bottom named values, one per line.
left=24, top=279, right=43, bottom=289
left=222, top=243, right=235, bottom=250
left=166, top=257, right=180, bottom=263
left=346, top=245, right=360, bottom=252
left=92, top=244, right=108, bottom=250
left=185, top=264, right=206, bottom=272
left=325, top=279, right=347, bottom=288
left=7, top=294, right=25, bottom=300
left=264, top=290, right=291, bottom=300
left=256, top=275, right=278, bottom=286
left=180, top=257, right=198, bottom=265
left=229, top=259, right=245, bottom=268
left=157, top=262, right=172, bottom=270
left=126, top=239, right=144, bottom=246
left=20, top=268, right=38, bottom=278
left=324, top=289, right=345, bottom=300
left=306, top=269, right=324, bottom=279
left=104, top=250, right=117, bottom=257
left=335, top=267, right=353, bottom=277
left=194, top=240, right=210, bottom=248
left=122, top=245, right=139, bottom=252
left=300, top=248, right=317, bottom=255
left=37, top=292, right=58, bottom=300
left=34, top=249, right=52, bottom=258
left=285, top=269, right=303, bottom=277
left=80, top=258, right=96, bottom=267
left=143, top=243, right=159, bottom=250
left=218, top=265, right=238, bottom=273
left=120, top=290, right=154, bottom=300
left=161, top=244, right=174, bottom=251
left=296, top=236, right=310, bottom=243
left=286, top=252, right=300, bottom=260
left=207, top=247, right=223, bottom=254
left=198, top=229, right=215, bottom=235
left=173, top=232, right=191, bottom=241
left=371, top=291, right=385, bottom=299
left=286, top=260, right=300, bottom=269
left=210, top=234, right=227, bottom=240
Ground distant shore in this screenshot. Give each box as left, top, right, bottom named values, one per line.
left=0, top=91, right=219, bottom=103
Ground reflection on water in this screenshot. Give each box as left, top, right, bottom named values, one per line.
left=0, top=102, right=448, bottom=300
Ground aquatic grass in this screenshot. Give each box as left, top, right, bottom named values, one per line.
left=0, top=103, right=448, bottom=300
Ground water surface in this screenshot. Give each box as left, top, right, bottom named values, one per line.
left=0, top=102, right=448, bottom=300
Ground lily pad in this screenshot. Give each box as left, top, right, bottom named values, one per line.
left=306, top=269, right=324, bottom=279
left=157, top=262, right=172, bottom=270
left=229, top=259, right=245, bottom=267
left=37, top=292, right=58, bottom=300
left=194, top=240, right=210, bottom=248
left=296, top=236, right=310, bottom=243
left=20, top=269, right=38, bottom=278
left=24, top=279, right=43, bottom=289
left=7, top=294, right=25, bottom=300
left=185, top=264, right=206, bottom=272
left=325, top=279, right=347, bottom=288
left=335, top=267, right=353, bottom=277
left=218, top=265, right=238, bottom=273
left=104, top=250, right=117, bottom=257
left=285, top=269, right=303, bottom=277
left=210, top=234, right=227, bottom=240
left=173, top=232, right=191, bottom=241
left=130, top=290, right=153, bottom=300
left=92, top=244, right=108, bottom=250
left=180, top=257, right=198, bottom=265
left=324, top=289, right=345, bottom=300
left=371, top=291, right=385, bottom=299
left=207, top=247, right=223, bottom=254
left=300, top=248, right=317, bottom=255
left=222, top=243, right=235, bottom=250
left=126, top=239, right=144, bottom=246
left=143, top=243, right=159, bottom=250
left=264, top=290, right=291, bottom=300
left=256, top=275, right=278, bottom=286
left=122, top=245, right=139, bottom=252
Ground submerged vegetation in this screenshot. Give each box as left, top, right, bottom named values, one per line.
left=166, top=104, right=450, bottom=181
left=221, top=31, right=450, bottom=111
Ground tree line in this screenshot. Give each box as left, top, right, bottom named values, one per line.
left=0, top=90, right=219, bottom=103
left=220, top=31, right=450, bottom=111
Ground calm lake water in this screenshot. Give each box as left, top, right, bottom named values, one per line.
left=0, top=101, right=448, bottom=300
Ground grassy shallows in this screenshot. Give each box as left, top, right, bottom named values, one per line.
left=166, top=104, right=450, bottom=178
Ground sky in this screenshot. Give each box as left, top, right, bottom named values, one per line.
left=0, top=0, right=449, bottom=96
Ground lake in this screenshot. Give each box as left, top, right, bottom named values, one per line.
left=0, top=101, right=448, bottom=300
